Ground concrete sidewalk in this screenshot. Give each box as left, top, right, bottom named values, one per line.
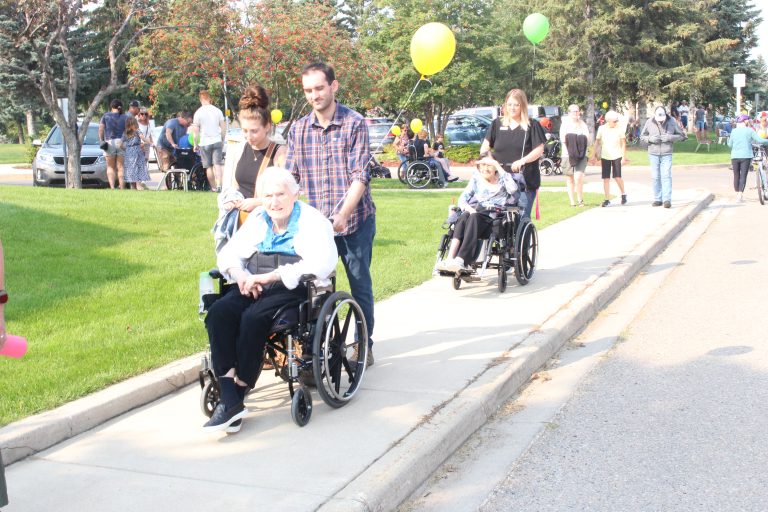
left=2, top=184, right=712, bottom=511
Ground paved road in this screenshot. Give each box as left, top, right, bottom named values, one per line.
left=465, top=197, right=768, bottom=510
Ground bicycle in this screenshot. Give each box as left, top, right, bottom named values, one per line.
left=753, top=144, right=767, bottom=205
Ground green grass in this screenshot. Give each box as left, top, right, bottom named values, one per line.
left=626, top=137, right=730, bottom=165
left=0, top=144, right=29, bottom=164
left=0, top=186, right=587, bottom=425
left=369, top=178, right=465, bottom=189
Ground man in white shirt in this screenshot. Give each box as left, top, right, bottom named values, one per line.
left=193, top=90, right=226, bottom=191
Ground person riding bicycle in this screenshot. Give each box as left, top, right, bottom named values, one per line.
left=728, top=114, right=768, bottom=203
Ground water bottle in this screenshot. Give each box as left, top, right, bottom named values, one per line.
left=198, top=271, right=215, bottom=314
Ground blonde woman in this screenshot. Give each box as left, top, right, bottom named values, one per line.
left=560, top=104, right=592, bottom=206
left=480, top=89, right=546, bottom=218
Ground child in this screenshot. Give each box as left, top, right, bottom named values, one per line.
left=121, top=116, right=150, bottom=190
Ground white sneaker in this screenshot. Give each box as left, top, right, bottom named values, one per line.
left=736, top=192, right=744, bottom=203
left=443, top=257, right=466, bottom=272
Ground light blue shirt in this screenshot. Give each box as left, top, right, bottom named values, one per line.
left=728, top=126, right=768, bottom=159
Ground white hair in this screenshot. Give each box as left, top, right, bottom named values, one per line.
left=256, top=166, right=300, bottom=198
left=605, top=110, right=620, bottom=122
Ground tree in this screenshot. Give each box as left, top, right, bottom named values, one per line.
left=0, top=0, right=160, bottom=188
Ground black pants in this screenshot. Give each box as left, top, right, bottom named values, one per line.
left=205, top=284, right=304, bottom=388
left=453, top=211, right=494, bottom=264
left=732, top=158, right=751, bottom=192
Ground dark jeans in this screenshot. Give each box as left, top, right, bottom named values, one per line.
left=732, top=158, right=751, bottom=192
left=519, top=189, right=536, bottom=219
left=453, top=211, right=494, bottom=264
left=205, top=285, right=305, bottom=388
left=336, top=213, right=376, bottom=345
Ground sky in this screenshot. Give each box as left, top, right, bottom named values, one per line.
left=754, top=2, right=768, bottom=63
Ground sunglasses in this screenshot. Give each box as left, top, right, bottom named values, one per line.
left=139, top=113, right=148, bottom=116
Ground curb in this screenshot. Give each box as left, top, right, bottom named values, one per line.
left=316, top=190, right=714, bottom=512
left=0, top=354, right=202, bottom=465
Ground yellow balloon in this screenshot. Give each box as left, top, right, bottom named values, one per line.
left=602, top=102, right=608, bottom=109
left=271, top=109, right=283, bottom=124
left=410, top=22, right=456, bottom=76
left=391, top=125, right=401, bottom=136
left=410, top=118, right=423, bottom=133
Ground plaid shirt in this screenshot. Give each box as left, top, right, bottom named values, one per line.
left=285, top=102, right=375, bottom=236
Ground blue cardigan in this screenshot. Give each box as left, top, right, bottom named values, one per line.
left=728, top=126, right=768, bottom=159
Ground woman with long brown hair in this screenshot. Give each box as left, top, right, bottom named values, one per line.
left=221, top=85, right=287, bottom=214
left=480, top=89, right=546, bottom=219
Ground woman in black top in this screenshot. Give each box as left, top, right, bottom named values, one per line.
left=480, top=89, right=546, bottom=218
left=223, top=85, right=286, bottom=213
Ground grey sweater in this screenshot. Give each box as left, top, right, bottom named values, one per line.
left=640, top=117, right=687, bottom=155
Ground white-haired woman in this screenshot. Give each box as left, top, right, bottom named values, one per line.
left=560, top=104, right=591, bottom=206
left=592, top=110, right=628, bottom=206
left=203, top=167, right=337, bottom=433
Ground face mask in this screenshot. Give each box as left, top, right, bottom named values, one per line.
left=654, top=111, right=666, bottom=122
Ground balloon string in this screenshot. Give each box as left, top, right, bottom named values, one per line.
left=531, top=44, right=536, bottom=94
left=369, top=76, right=429, bottom=158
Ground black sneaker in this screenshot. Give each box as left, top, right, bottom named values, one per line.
left=652, top=201, right=663, bottom=207
left=202, top=402, right=246, bottom=432
left=226, top=419, right=242, bottom=434
left=447, top=176, right=459, bottom=182
left=601, top=200, right=610, bottom=207
left=621, top=194, right=627, bottom=205
left=663, top=201, right=671, bottom=208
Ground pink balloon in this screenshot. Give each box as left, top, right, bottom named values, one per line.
left=1, top=334, right=28, bottom=358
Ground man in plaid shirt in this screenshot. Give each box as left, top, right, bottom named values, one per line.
left=285, top=62, right=376, bottom=367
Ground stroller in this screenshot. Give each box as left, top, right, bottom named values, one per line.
left=368, top=154, right=391, bottom=178
left=540, top=133, right=563, bottom=176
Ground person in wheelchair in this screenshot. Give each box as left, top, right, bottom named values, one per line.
left=414, top=129, right=455, bottom=186
left=436, top=156, right=519, bottom=272
left=203, top=167, right=338, bottom=432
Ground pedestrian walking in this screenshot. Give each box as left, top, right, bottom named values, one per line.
left=728, top=114, right=768, bottom=203
left=136, top=107, right=153, bottom=163
left=194, top=90, right=227, bottom=192
left=640, top=106, right=687, bottom=208
left=284, top=62, right=376, bottom=367
left=121, top=116, right=150, bottom=190
left=480, top=88, right=546, bottom=219
left=560, top=104, right=591, bottom=207
left=592, top=110, right=628, bottom=206
left=678, top=100, right=690, bottom=131
left=98, top=99, right=128, bottom=189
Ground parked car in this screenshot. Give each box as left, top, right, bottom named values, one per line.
left=529, top=105, right=562, bottom=133
left=368, top=122, right=396, bottom=152
left=445, top=114, right=492, bottom=146
left=453, top=106, right=499, bottom=120
left=32, top=123, right=108, bottom=187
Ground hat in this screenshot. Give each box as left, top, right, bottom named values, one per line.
left=736, top=114, right=750, bottom=124
left=129, top=100, right=141, bottom=108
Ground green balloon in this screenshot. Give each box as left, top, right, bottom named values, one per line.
left=523, top=13, right=550, bottom=45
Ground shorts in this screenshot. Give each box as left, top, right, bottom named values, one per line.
left=681, top=115, right=688, bottom=128
left=696, top=120, right=705, bottom=131
left=158, top=147, right=175, bottom=171
left=103, top=139, right=125, bottom=157
left=601, top=158, right=622, bottom=179
left=564, top=157, right=587, bottom=176
left=199, top=141, right=224, bottom=168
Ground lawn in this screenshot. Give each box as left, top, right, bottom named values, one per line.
left=0, top=144, right=29, bottom=165
left=0, top=186, right=595, bottom=425
left=625, top=137, right=730, bottom=165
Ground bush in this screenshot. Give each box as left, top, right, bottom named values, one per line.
left=445, top=143, right=481, bottom=163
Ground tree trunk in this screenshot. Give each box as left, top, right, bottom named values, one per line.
left=63, top=123, right=83, bottom=189
left=16, top=119, right=25, bottom=144
left=26, top=109, right=35, bottom=138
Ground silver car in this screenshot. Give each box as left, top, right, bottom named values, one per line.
left=32, top=123, right=108, bottom=187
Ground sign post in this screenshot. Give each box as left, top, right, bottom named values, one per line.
left=58, top=98, right=69, bottom=188
left=734, top=73, right=746, bottom=115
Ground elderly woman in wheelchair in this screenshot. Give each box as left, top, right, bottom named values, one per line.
left=435, top=156, right=538, bottom=291
left=202, top=167, right=343, bottom=432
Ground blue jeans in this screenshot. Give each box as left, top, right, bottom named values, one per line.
left=649, top=153, right=673, bottom=203
left=519, top=189, right=536, bottom=219
left=336, top=214, right=376, bottom=345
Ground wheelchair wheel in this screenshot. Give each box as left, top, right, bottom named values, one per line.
left=452, top=275, right=462, bottom=290
left=397, top=160, right=409, bottom=184
left=188, top=163, right=209, bottom=191
left=200, top=379, right=220, bottom=418
left=540, top=158, right=555, bottom=176
left=515, top=220, right=538, bottom=285
left=165, top=172, right=181, bottom=191
left=406, top=162, right=432, bottom=189
left=312, top=291, right=368, bottom=408
left=290, top=386, right=313, bottom=427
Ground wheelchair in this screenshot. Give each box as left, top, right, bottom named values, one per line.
left=157, top=146, right=208, bottom=191
left=434, top=205, right=538, bottom=292
left=198, top=270, right=368, bottom=428
left=403, top=145, right=448, bottom=189
left=540, top=134, right=563, bottom=176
